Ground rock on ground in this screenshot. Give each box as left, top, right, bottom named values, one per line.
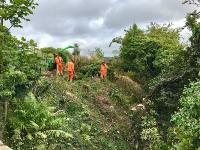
left=0, top=140, right=12, bottom=150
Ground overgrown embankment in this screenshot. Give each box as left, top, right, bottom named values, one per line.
left=4, top=76, right=140, bottom=150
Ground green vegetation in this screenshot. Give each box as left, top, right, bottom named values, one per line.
left=0, top=0, right=200, bottom=149
left=4, top=78, right=133, bottom=149
left=0, top=0, right=38, bottom=28
left=171, top=81, right=200, bottom=149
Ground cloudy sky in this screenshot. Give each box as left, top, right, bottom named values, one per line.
left=11, top=0, right=196, bottom=56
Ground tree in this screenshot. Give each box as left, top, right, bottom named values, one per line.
left=147, top=23, right=186, bottom=76
left=185, top=13, right=200, bottom=68
left=0, top=25, right=43, bottom=127
left=0, top=0, right=38, bottom=29
left=72, top=43, right=80, bottom=57
left=120, top=24, right=149, bottom=76
left=95, top=47, right=104, bottom=60
left=138, top=5, right=200, bottom=149
left=73, top=43, right=81, bottom=63
left=119, top=23, right=186, bottom=84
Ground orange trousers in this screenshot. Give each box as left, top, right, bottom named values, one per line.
left=100, top=72, right=107, bottom=79
left=57, top=63, right=63, bottom=76
left=68, top=71, right=74, bottom=81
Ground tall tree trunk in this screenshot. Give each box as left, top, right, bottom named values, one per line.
left=4, top=101, right=8, bottom=123
left=0, top=18, right=3, bottom=26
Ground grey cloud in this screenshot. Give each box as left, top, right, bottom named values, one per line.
left=27, top=0, right=113, bottom=38
left=11, top=0, right=195, bottom=56
left=37, top=0, right=111, bottom=19
left=104, top=0, right=194, bottom=29
left=29, top=0, right=193, bottom=38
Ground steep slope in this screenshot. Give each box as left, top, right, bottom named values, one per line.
left=30, top=77, right=135, bottom=149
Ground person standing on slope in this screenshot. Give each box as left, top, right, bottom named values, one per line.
left=55, top=53, right=63, bottom=76
left=100, top=61, right=108, bottom=80
left=66, top=59, right=75, bottom=82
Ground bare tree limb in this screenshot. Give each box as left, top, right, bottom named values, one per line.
left=8, top=24, right=14, bottom=31
left=145, top=68, right=198, bottom=99
left=182, top=0, right=200, bottom=6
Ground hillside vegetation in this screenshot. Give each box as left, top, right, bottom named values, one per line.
left=4, top=77, right=137, bottom=149
left=0, top=0, right=200, bottom=150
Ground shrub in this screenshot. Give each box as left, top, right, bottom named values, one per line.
left=171, top=81, right=200, bottom=149
left=7, top=94, right=72, bottom=149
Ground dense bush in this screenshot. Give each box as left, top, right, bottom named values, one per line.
left=119, top=24, right=185, bottom=84
left=0, top=25, right=44, bottom=101
left=171, top=81, right=200, bottom=149
left=80, top=62, right=100, bottom=78
left=130, top=11, right=200, bottom=150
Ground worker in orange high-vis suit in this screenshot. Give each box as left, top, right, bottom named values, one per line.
left=66, top=59, right=75, bottom=82
left=100, top=61, right=108, bottom=80
left=55, top=54, right=63, bottom=76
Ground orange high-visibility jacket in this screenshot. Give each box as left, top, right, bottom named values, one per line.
left=66, top=61, right=75, bottom=72
left=100, top=64, right=108, bottom=74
